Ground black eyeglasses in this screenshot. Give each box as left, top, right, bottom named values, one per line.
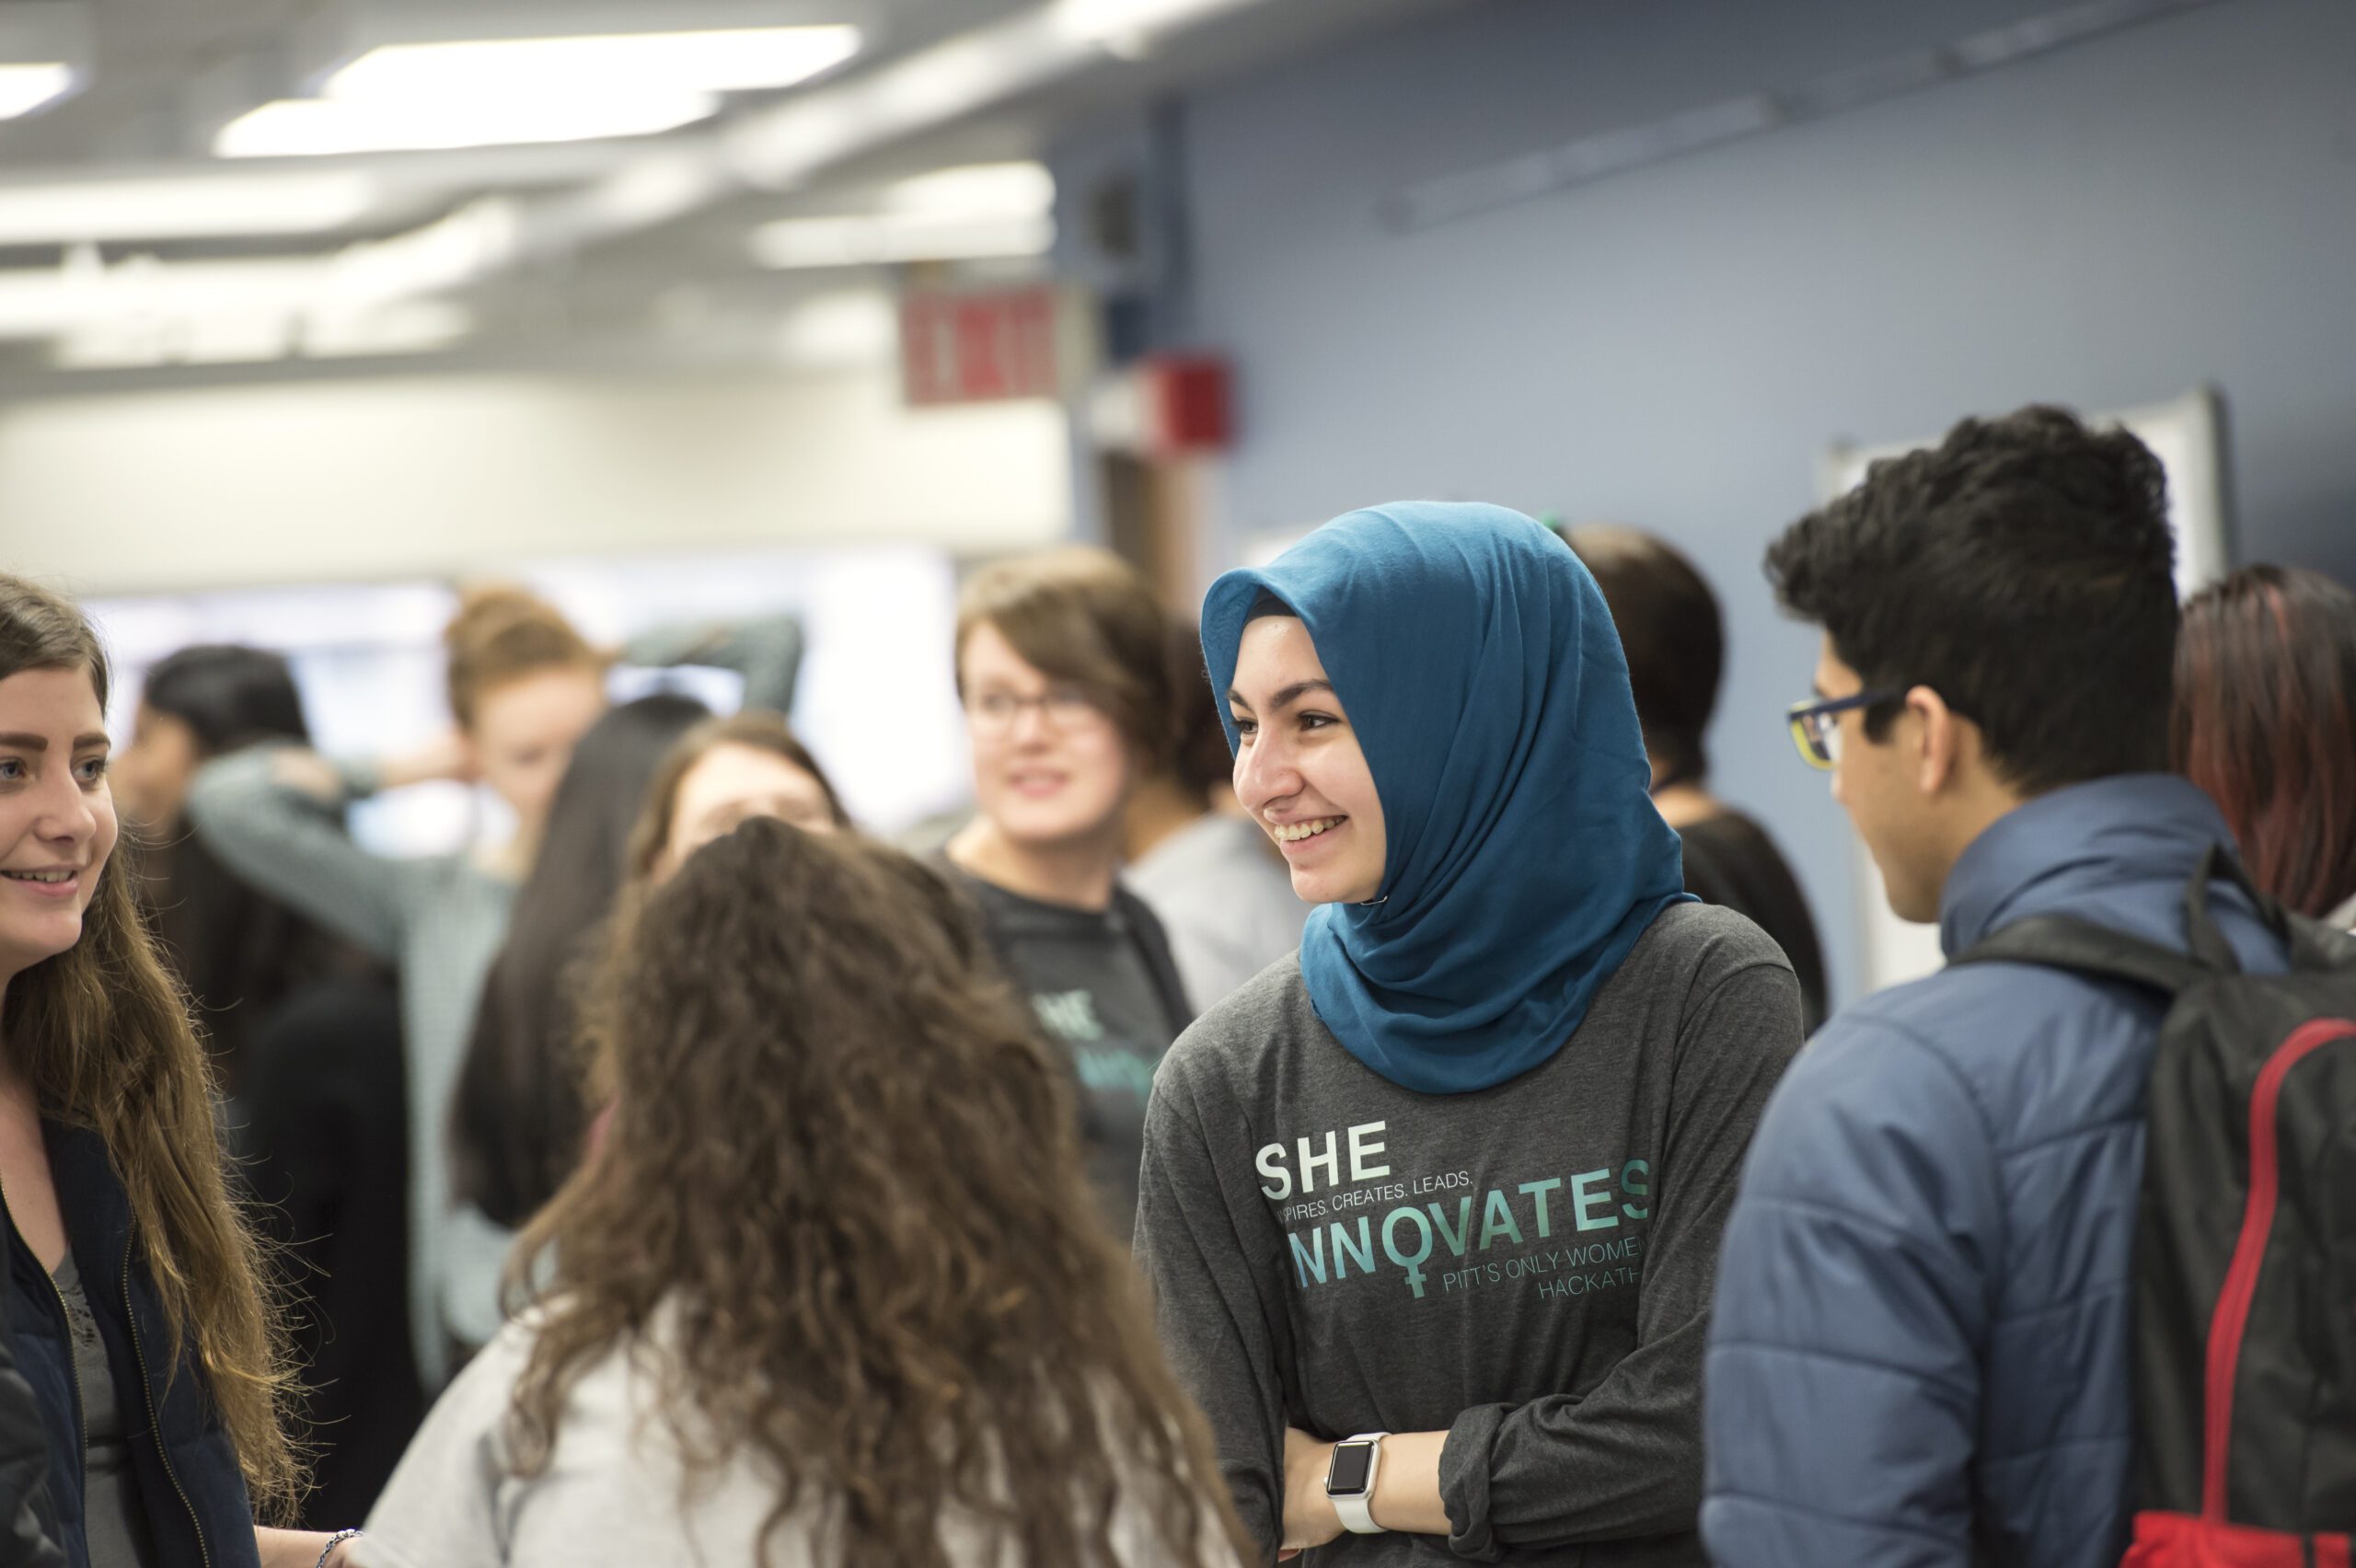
left=1786, top=688, right=1905, bottom=770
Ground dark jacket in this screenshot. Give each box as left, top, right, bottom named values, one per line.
left=4, top=1122, right=258, bottom=1568
left=1702, top=775, right=2288, bottom=1566
left=0, top=1278, right=63, bottom=1568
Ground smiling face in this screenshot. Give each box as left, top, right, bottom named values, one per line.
left=660, top=742, right=841, bottom=880
left=467, top=664, right=608, bottom=834
left=0, top=664, right=120, bottom=987
left=1228, top=615, right=1386, bottom=905
left=959, top=619, right=1135, bottom=850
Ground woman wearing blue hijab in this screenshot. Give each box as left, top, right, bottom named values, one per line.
left=1134, top=502, right=1804, bottom=1564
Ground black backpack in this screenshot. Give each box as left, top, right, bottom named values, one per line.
left=1957, top=846, right=2356, bottom=1566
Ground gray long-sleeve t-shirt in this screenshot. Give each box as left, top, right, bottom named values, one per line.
left=1134, top=903, right=1802, bottom=1565
left=182, top=615, right=803, bottom=1386
left=185, top=746, right=514, bottom=1389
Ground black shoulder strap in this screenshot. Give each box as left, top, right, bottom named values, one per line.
left=1954, top=842, right=2294, bottom=997
left=1954, top=913, right=2213, bottom=999
left=2182, top=841, right=2292, bottom=970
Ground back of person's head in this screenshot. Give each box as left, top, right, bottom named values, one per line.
left=128, top=643, right=356, bottom=1076
left=0, top=572, right=300, bottom=1516
left=626, top=709, right=849, bottom=882
left=454, top=693, right=710, bottom=1226
left=1567, top=525, right=1724, bottom=785
left=139, top=644, right=308, bottom=755
left=2175, top=564, right=2356, bottom=919
left=441, top=583, right=603, bottom=731
left=510, top=817, right=1245, bottom=1568
left=1767, top=404, right=2177, bottom=793
left=955, top=547, right=1180, bottom=769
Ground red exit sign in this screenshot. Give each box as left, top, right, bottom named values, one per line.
left=899, top=285, right=1067, bottom=406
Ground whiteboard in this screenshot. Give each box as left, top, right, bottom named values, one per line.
left=1819, top=387, right=2234, bottom=998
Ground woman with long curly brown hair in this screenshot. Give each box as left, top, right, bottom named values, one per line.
left=452, top=708, right=850, bottom=1238
left=0, top=572, right=361, bottom=1567
left=357, top=816, right=1248, bottom=1568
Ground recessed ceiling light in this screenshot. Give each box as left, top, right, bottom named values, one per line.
left=216, top=91, right=718, bottom=157
left=0, top=63, right=74, bottom=120
left=1053, top=0, right=1261, bottom=49
left=326, top=26, right=861, bottom=99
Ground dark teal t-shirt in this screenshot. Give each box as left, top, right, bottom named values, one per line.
left=943, top=868, right=1193, bottom=1245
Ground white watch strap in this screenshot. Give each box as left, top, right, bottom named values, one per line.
left=1330, top=1432, right=1389, bottom=1535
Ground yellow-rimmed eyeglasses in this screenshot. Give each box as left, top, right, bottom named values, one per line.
left=1786, top=688, right=1902, bottom=770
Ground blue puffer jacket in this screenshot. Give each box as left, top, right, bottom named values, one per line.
left=3, top=1121, right=259, bottom=1568
left=1701, top=775, right=2287, bottom=1567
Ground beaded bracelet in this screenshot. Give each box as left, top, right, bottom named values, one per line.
left=316, top=1528, right=364, bottom=1568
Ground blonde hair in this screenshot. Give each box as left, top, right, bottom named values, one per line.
left=443, top=585, right=604, bottom=729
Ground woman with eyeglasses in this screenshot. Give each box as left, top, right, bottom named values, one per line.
left=941, top=548, right=1193, bottom=1246
left=1135, top=505, right=1804, bottom=1563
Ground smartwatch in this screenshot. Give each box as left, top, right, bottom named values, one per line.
left=1324, top=1432, right=1391, bottom=1534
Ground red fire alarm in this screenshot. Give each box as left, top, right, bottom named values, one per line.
left=1145, top=354, right=1231, bottom=454
left=1089, top=353, right=1234, bottom=455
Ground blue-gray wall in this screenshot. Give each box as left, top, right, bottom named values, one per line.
left=1106, top=0, right=2356, bottom=1005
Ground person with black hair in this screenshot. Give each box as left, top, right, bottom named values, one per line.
left=1701, top=406, right=2292, bottom=1567
left=113, top=646, right=378, bottom=1094
left=1566, top=527, right=1828, bottom=1030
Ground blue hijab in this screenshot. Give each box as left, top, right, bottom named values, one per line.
left=1200, top=502, right=1692, bottom=1095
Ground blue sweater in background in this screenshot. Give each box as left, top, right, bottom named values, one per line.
left=1700, top=774, right=2285, bottom=1568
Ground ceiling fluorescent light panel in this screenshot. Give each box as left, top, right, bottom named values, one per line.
left=0, top=1, right=88, bottom=119
left=326, top=26, right=861, bottom=98
left=1054, top=0, right=1265, bottom=50
left=0, top=63, right=74, bottom=120
left=218, top=92, right=718, bottom=157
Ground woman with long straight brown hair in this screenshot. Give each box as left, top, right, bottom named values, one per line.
left=358, top=816, right=1247, bottom=1568
left=2175, top=562, right=2356, bottom=927
left=0, top=572, right=360, bottom=1567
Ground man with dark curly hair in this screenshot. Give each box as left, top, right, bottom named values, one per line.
left=1699, top=406, right=2290, bottom=1566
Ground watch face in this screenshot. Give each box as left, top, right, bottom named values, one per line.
left=1326, top=1442, right=1375, bottom=1496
